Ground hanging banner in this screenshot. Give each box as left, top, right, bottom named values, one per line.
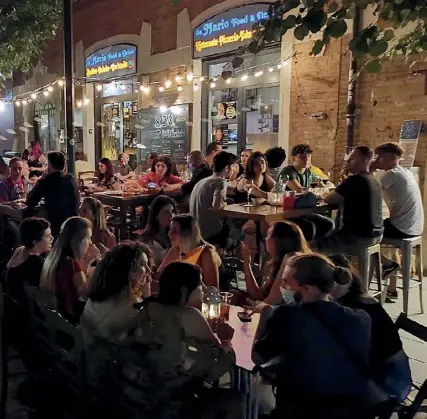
left=193, top=4, right=270, bottom=59
left=86, top=44, right=137, bottom=80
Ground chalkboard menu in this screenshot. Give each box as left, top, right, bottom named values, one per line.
left=399, top=119, right=422, bottom=167
left=400, top=120, right=422, bottom=140
left=138, top=104, right=190, bottom=164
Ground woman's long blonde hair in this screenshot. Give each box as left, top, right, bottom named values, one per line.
left=40, top=217, right=92, bottom=293
left=81, top=197, right=107, bottom=232
left=171, top=214, right=209, bottom=254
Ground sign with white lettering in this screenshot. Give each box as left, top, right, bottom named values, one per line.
left=193, top=4, right=270, bottom=59
left=86, top=44, right=137, bottom=80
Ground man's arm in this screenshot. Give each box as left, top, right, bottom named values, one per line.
left=26, top=177, right=46, bottom=207
left=212, top=180, right=227, bottom=209
left=323, top=190, right=344, bottom=206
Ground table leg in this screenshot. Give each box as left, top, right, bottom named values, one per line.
left=119, top=203, right=128, bottom=241
left=251, top=373, right=260, bottom=419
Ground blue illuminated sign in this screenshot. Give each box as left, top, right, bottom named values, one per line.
left=193, top=4, right=270, bottom=59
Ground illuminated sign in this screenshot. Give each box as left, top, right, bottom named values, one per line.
left=85, top=44, right=137, bottom=80
left=193, top=4, right=270, bottom=59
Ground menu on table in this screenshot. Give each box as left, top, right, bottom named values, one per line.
left=138, top=104, right=190, bottom=164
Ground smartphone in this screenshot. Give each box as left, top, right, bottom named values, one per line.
left=237, top=311, right=252, bottom=323
left=147, top=183, right=158, bottom=189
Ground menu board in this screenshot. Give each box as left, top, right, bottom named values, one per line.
left=138, top=104, right=190, bottom=164
left=399, top=119, right=422, bottom=167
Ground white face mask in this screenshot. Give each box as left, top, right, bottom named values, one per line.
left=280, top=286, right=295, bottom=305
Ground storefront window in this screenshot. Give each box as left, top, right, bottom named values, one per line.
left=205, top=50, right=280, bottom=157
left=34, top=100, right=57, bottom=152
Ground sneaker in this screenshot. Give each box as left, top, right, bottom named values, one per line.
left=383, top=262, right=400, bottom=280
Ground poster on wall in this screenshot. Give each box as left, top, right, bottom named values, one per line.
left=138, top=104, right=190, bottom=164
left=193, top=3, right=270, bottom=58
left=399, top=119, right=422, bottom=167
left=86, top=44, right=137, bottom=80
left=216, top=101, right=237, bottom=121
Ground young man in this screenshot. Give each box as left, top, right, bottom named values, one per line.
left=115, top=152, right=135, bottom=180
left=205, top=141, right=223, bottom=167
left=0, top=158, right=24, bottom=202
left=265, top=147, right=287, bottom=181
left=279, top=144, right=313, bottom=192
left=316, top=146, right=384, bottom=252
left=372, top=142, right=424, bottom=296
left=189, top=151, right=234, bottom=247
left=27, top=151, right=80, bottom=238
left=181, top=150, right=213, bottom=197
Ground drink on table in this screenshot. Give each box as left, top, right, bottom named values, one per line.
left=219, top=292, right=232, bottom=321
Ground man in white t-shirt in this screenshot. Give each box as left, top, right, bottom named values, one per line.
left=372, top=142, right=424, bottom=297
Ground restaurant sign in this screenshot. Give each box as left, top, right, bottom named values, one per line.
left=193, top=4, right=270, bottom=59
left=86, top=44, right=137, bottom=80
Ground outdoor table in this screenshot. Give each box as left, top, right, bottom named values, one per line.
left=228, top=305, right=261, bottom=419
left=94, top=190, right=183, bottom=239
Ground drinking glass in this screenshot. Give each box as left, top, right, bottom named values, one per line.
left=243, top=180, right=254, bottom=207
left=219, top=292, right=232, bottom=322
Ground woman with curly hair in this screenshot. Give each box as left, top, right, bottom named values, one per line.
left=81, top=241, right=153, bottom=340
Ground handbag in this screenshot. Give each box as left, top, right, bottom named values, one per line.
left=303, top=304, right=390, bottom=408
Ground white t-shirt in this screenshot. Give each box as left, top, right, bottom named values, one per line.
left=189, top=175, right=227, bottom=240
left=380, top=165, right=424, bottom=236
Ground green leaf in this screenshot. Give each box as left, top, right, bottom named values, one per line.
left=327, top=20, right=348, bottom=38
left=312, top=40, right=325, bottom=55
left=382, top=29, right=394, bottom=41
left=294, top=24, right=310, bottom=40
left=370, top=39, right=388, bottom=56
left=282, top=15, right=297, bottom=30
left=366, top=59, right=382, bottom=73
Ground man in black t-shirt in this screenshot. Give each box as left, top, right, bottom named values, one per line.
left=314, top=146, right=384, bottom=252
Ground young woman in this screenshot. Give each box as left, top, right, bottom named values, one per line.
left=329, top=253, right=411, bottom=403
left=158, top=214, right=221, bottom=288
left=20, top=149, right=30, bottom=179
left=145, top=152, right=158, bottom=174
left=130, top=261, right=238, bottom=419
left=141, top=155, right=183, bottom=191
left=79, top=197, right=116, bottom=254
left=241, top=221, right=311, bottom=309
left=235, top=151, right=275, bottom=203
left=252, top=253, right=384, bottom=419
left=40, top=216, right=101, bottom=321
left=6, top=217, right=53, bottom=301
left=240, top=149, right=252, bottom=171
left=81, top=241, right=153, bottom=340
left=27, top=141, right=46, bottom=179
left=139, top=195, right=176, bottom=266
left=95, top=157, right=120, bottom=191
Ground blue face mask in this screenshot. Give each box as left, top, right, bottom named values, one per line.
left=280, top=286, right=295, bottom=305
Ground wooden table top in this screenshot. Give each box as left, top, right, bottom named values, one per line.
left=94, top=190, right=183, bottom=207
left=228, top=305, right=260, bottom=372
left=209, top=203, right=322, bottom=223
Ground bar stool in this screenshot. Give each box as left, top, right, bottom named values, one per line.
left=345, top=243, right=386, bottom=304
left=381, top=236, right=424, bottom=315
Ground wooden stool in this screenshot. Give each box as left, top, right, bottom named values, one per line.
left=346, top=243, right=386, bottom=304
left=381, top=236, right=424, bottom=315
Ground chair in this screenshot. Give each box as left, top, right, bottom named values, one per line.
left=346, top=243, right=387, bottom=304
left=395, top=313, right=427, bottom=418
left=382, top=237, right=423, bottom=315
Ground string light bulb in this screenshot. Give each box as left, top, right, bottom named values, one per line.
left=96, top=84, right=103, bottom=92
left=268, top=67, right=274, bottom=72
left=22, top=99, right=27, bottom=106
left=277, top=63, right=282, bottom=69
left=175, top=74, right=182, bottom=82
left=164, top=80, right=172, bottom=89
left=159, top=86, right=165, bottom=92
left=76, top=100, right=83, bottom=108
left=159, top=105, right=167, bottom=113
left=255, top=70, right=264, bottom=77
left=241, top=74, right=248, bottom=81
left=47, top=85, right=53, bottom=92
left=200, top=76, right=205, bottom=82
left=186, top=72, right=194, bottom=81
left=226, top=79, right=232, bottom=84
left=16, top=101, right=21, bottom=107
left=84, top=98, right=90, bottom=105
left=58, top=80, right=64, bottom=87
left=210, top=82, right=216, bottom=89
left=31, top=93, right=37, bottom=100
left=283, top=60, right=289, bottom=66
left=177, top=86, right=183, bottom=92
left=43, top=90, right=49, bottom=97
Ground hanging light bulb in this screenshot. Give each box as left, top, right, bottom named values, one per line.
left=255, top=70, right=264, bottom=77
left=96, top=84, right=103, bottom=92
left=241, top=74, right=248, bottom=81
left=47, top=85, right=53, bottom=92
left=144, top=86, right=150, bottom=94
left=177, top=86, right=183, bottom=92
left=193, top=84, right=199, bottom=92
left=200, top=76, right=205, bottom=82
left=58, top=80, right=64, bottom=87
left=159, top=86, right=165, bottom=92
left=164, top=80, right=172, bottom=89
left=22, top=99, right=27, bottom=106
left=268, top=67, right=274, bottom=72
left=210, top=82, right=216, bottom=89
left=175, top=74, right=182, bottom=82
left=159, top=105, right=167, bottom=113
left=31, top=93, right=37, bottom=100
left=43, top=90, right=49, bottom=97
left=76, top=100, right=83, bottom=108
left=186, top=72, right=194, bottom=81
left=16, top=101, right=21, bottom=107
left=84, top=98, right=90, bottom=105
left=226, top=79, right=232, bottom=84
left=283, top=60, right=289, bottom=67
left=277, top=63, right=282, bottom=69
left=120, top=84, right=126, bottom=91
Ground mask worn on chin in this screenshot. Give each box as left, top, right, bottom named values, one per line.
left=280, top=286, right=295, bottom=305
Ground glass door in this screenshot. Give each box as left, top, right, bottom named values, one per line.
left=101, top=103, right=123, bottom=160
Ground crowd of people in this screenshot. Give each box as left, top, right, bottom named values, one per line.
left=0, top=138, right=423, bottom=418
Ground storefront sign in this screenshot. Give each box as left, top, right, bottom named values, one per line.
left=193, top=4, right=270, bottom=58
left=217, top=102, right=236, bottom=120
left=86, top=44, right=137, bottom=80
left=138, top=104, right=190, bottom=163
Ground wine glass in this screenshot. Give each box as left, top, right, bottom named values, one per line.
left=243, top=180, right=254, bottom=207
